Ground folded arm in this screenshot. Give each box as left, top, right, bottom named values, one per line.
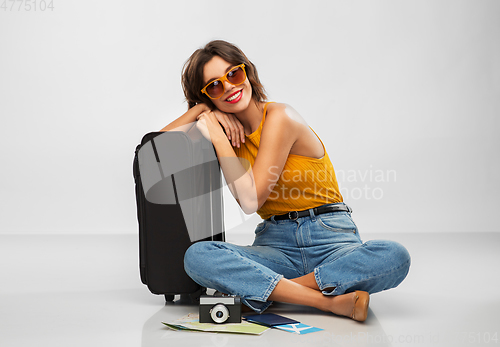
left=198, top=104, right=299, bottom=214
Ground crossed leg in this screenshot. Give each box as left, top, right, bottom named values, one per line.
left=271, top=273, right=367, bottom=321
left=290, top=272, right=320, bottom=290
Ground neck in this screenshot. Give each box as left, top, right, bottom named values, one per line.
left=235, top=100, right=266, bottom=135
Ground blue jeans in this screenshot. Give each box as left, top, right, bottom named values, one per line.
left=184, top=203, right=411, bottom=313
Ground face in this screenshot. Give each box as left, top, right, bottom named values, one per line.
left=202, top=55, right=253, bottom=114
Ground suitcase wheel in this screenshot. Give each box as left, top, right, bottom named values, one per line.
left=164, top=295, right=175, bottom=302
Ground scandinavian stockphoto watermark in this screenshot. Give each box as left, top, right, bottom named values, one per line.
left=337, top=165, right=397, bottom=201
left=267, top=165, right=397, bottom=202
left=293, top=330, right=498, bottom=346
left=308, top=331, right=441, bottom=345
left=138, top=125, right=398, bottom=239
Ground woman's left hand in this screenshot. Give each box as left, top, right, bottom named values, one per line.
left=212, top=109, right=245, bottom=148
left=196, top=110, right=244, bottom=148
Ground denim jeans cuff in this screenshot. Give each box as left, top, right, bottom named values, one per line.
left=241, top=273, right=283, bottom=313
left=314, top=268, right=344, bottom=295
left=242, top=299, right=273, bottom=314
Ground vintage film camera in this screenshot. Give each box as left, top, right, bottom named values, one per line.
left=199, top=295, right=242, bottom=324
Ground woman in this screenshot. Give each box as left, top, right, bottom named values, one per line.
left=161, top=40, right=410, bottom=322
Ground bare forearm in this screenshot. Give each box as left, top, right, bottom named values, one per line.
left=213, top=137, right=258, bottom=214
left=160, top=103, right=209, bottom=132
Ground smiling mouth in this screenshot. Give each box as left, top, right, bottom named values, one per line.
left=225, top=90, right=242, bottom=102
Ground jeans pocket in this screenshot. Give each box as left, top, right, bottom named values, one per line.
left=317, top=212, right=357, bottom=233
left=345, top=213, right=359, bottom=231
left=254, top=221, right=270, bottom=236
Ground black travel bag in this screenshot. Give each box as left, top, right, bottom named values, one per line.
left=133, top=124, right=225, bottom=303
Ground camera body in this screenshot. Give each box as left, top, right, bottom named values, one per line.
left=199, top=295, right=242, bottom=324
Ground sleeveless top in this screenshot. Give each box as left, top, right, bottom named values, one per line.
left=233, top=102, right=343, bottom=220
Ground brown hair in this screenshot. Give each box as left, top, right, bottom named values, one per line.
left=181, top=40, right=267, bottom=109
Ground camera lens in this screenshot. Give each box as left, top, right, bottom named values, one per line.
left=210, top=304, right=230, bottom=324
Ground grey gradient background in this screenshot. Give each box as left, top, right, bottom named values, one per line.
left=0, top=0, right=499, bottom=235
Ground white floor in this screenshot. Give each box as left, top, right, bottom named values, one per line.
left=1, top=231, right=499, bottom=347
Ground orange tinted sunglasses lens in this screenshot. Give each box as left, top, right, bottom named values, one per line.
left=202, top=64, right=246, bottom=99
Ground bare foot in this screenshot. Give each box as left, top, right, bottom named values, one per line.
left=267, top=279, right=370, bottom=322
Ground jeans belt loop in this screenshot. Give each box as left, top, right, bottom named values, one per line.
left=288, top=211, right=298, bottom=220
left=308, top=208, right=316, bottom=222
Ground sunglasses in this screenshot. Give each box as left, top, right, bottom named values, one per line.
left=201, top=64, right=247, bottom=99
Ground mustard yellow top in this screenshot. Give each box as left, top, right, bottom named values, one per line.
left=234, top=102, right=343, bottom=220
